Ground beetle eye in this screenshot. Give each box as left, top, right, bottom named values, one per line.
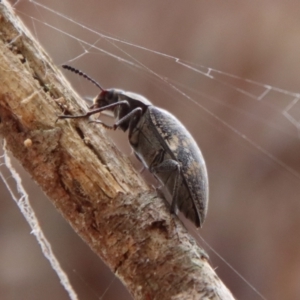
left=105, top=90, right=114, bottom=100
left=107, top=91, right=113, bottom=99
left=91, top=91, right=106, bottom=108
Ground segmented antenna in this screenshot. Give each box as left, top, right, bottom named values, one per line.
left=62, top=65, right=104, bottom=91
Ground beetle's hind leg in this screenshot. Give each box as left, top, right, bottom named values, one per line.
left=150, top=159, right=181, bottom=216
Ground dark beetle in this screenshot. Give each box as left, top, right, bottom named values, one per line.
left=59, top=65, right=209, bottom=227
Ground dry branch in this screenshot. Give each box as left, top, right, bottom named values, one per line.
left=0, top=1, right=235, bottom=299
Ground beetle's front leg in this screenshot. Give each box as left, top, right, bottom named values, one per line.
left=57, top=100, right=130, bottom=121
left=91, top=107, right=143, bottom=130
left=150, top=159, right=181, bottom=215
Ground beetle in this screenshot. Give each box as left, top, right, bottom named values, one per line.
left=58, top=65, right=209, bottom=227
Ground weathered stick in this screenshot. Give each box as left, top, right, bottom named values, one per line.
left=0, top=1, right=234, bottom=299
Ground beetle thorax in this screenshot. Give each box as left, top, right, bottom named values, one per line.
left=93, top=88, right=152, bottom=132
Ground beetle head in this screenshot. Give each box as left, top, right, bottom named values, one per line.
left=62, top=65, right=151, bottom=131
left=91, top=88, right=123, bottom=109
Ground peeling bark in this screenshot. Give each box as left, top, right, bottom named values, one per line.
left=0, top=1, right=235, bottom=299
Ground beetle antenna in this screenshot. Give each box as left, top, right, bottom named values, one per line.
left=62, top=65, right=104, bottom=91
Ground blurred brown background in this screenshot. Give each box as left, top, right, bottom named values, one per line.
left=1, top=0, right=300, bottom=299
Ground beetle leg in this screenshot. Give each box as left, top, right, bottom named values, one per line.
left=133, top=152, right=147, bottom=174
left=88, top=120, right=114, bottom=130
left=90, top=107, right=143, bottom=131
left=57, top=100, right=130, bottom=120
left=115, top=107, right=143, bottom=129
left=150, top=159, right=181, bottom=215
